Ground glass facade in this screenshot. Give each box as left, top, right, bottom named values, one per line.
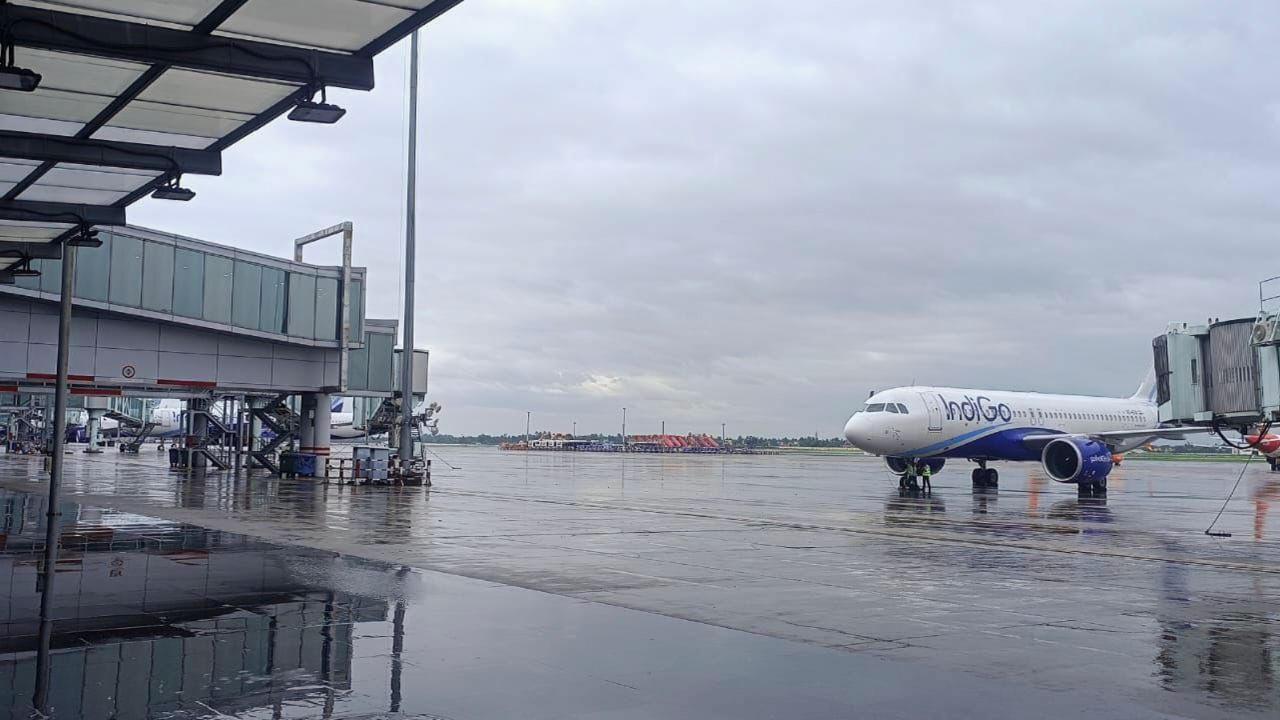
left=314, top=277, right=338, bottom=341
left=108, top=233, right=144, bottom=307
left=6, top=231, right=345, bottom=345
left=347, top=277, right=364, bottom=343
left=202, top=255, right=233, bottom=325
left=287, top=272, right=316, bottom=340
left=173, top=248, right=204, bottom=318
left=260, top=267, right=285, bottom=334
left=366, top=331, right=394, bottom=392
left=74, top=233, right=110, bottom=301
left=141, top=242, right=174, bottom=312
left=232, top=260, right=262, bottom=330
left=39, top=259, right=61, bottom=294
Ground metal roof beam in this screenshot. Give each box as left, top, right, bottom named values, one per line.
left=6, top=5, right=375, bottom=90
left=0, top=200, right=125, bottom=226
left=360, top=0, right=467, bottom=57
left=0, top=241, right=62, bottom=259
left=0, top=131, right=222, bottom=176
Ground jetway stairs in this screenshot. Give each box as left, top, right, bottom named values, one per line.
left=249, top=394, right=300, bottom=475
left=106, top=397, right=159, bottom=453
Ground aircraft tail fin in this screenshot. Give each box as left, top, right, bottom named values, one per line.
left=1131, top=369, right=1158, bottom=403
left=331, top=397, right=344, bottom=413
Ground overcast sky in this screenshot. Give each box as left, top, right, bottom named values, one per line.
left=132, top=0, right=1278, bottom=437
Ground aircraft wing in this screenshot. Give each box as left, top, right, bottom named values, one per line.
left=1019, top=426, right=1206, bottom=450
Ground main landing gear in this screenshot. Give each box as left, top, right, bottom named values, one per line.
left=971, top=461, right=998, bottom=489
left=1077, top=478, right=1107, bottom=498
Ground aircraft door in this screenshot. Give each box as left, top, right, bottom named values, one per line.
left=919, top=392, right=943, bottom=432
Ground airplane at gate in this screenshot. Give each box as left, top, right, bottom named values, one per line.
left=842, top=372, right=1200, bottom=496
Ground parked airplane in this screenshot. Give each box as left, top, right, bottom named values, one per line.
left=843, top=372, right=1199, bottom=496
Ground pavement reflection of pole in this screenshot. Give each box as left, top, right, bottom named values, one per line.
left=34, top=242, right=77, bottom=713
left=390, top=566, right=410, bottom=713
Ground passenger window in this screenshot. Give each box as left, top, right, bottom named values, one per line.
left=866, top=403, right=885, bottom=412
left=896, top=403, right=909, bottom=414
left=886, top=403, right=900, bottom=413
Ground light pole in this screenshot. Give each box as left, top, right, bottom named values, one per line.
left=525, top=411, right=531, bottom=445
left=661, top=420, right=665, bottom=437
left=622, top=407, right=627, bottom=449
left=572, top=421, right=576, bottom=437
left=721, top=423, right=726, bottom=446
left=398, top=29, right=420, bottom=460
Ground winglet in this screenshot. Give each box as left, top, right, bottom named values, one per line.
left=1131, top=369, right=1158, bottom=403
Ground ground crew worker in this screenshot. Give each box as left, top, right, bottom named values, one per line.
left=920, top=461, right=933, bottom=494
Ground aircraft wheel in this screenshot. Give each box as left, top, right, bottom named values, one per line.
left=985, top=468, right=999, bottom=487
left=971, top=468, right=983, bottom=486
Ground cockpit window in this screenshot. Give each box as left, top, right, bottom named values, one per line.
left=866, top=403, right=886, bottom=412
left=896, top=403, right=909, bottom=414
left=886, top=403, right=900, bottom=413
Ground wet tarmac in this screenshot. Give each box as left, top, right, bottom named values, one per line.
left=1, top=448, right=1279, bottom=718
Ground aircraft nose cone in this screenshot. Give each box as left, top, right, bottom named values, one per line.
left=844, top=413, right=865, bottom=446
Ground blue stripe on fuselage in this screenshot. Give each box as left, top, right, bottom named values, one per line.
left=904, top=426, right=1060, bottom=462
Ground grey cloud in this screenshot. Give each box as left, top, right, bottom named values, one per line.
left=133, top=0, right=1280, bottom=436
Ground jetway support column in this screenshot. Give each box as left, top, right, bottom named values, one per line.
left=300, top=393, right=331, bottom=461
left=84, top=397, right=107, bottom=454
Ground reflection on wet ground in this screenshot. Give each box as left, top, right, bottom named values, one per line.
left=1, top=449, right=1278, bottom=718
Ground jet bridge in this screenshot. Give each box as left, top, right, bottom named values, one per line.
left=0, top=223, right=415, bottom=468
left=1154, top=276, right=1280, bottom=432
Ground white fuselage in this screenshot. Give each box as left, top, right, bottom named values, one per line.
left=844, top=386, right=1159, bottom=461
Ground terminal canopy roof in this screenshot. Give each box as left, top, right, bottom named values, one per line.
left=0, top=0, right=463, bottom=275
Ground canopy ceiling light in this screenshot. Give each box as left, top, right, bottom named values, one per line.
left=289, top=86, right=345, bottom=124
left=9, top=261, right=39, bottom=277
left=0, top=37, right=40, bottom=91
left=151, top=175, right=195, bottom=201
left=0, top=64, right=40, bottom=91
left=67, top=225, right=101, bottom=248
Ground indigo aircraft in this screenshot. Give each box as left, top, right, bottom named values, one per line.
left=843, top=372, right=1199, bottom=496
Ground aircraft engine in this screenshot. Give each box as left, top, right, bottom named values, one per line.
left=884, top=457, right=945, bottom=475
left=1041, top=437, right=1113, bottom=483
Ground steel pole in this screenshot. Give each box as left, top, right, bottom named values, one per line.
left=34, top=242, right=76, bottom=713
left=398, top=29, right=420, bottom=460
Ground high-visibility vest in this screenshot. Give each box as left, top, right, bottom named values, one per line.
left=922, top=464, right=932, bottom=477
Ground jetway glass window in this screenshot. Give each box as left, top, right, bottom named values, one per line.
left=203, top=255, right=233, bottom=324
left=141, top=242, right=174, bottom=313
left=173, top=249, right=204, bottom=318
left=232, top=261, right=262, bottom=329
left=108, top=234, right=144, bottom=307
left=16, top=259, right=41, bottom=290
left=348, top=278, right=364, bottom=342
left=287, top=273, right=316, bottom=339
left=38, top=258, right=60, bottom=293
left=260, top=267, right=285, bottom=333
left=315, top=277, right=338, bottom=341
left=367, top=332, right=394, bottom=391
left=73, top=232, right=110, bottom=302
left=348, top=341, right=370, bottom=391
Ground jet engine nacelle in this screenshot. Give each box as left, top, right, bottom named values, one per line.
left=885, top=457, right=945, bottom=475
left=1041, top=437, right=1113, bottom=483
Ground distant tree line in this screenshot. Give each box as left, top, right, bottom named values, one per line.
left=423, top=433, right=850, bottom=448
